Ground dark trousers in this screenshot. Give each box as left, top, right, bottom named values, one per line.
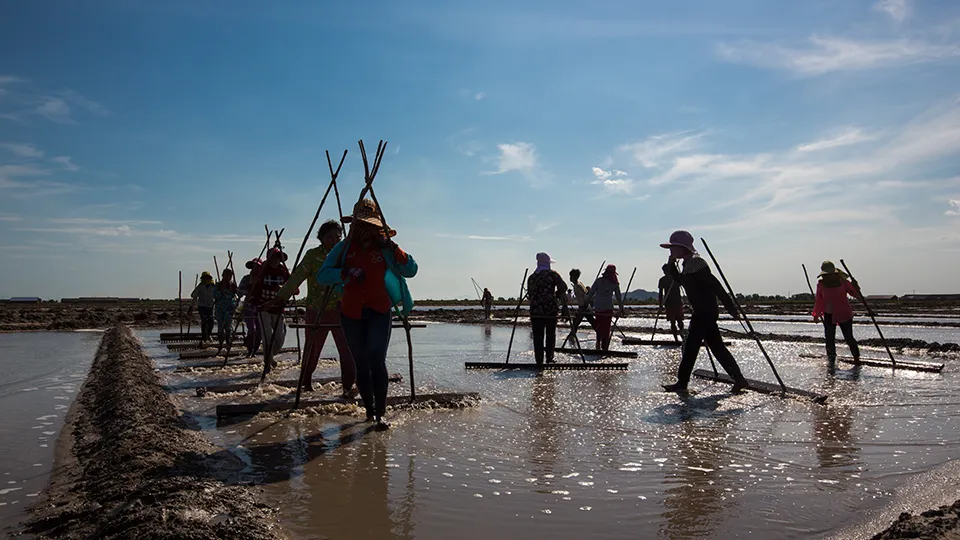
left=341, top=307, right=392, bottom=418
left=594, top=310, right=613, bottom=350
left=531, top=316, right=557, bottom=365
left=823, top=313, right=860, bottom=360
left=198, top=306, right=214, bottom=341
left=244, top=312, right=261, bottom=355
left=676, top=316, right=745, bottom=386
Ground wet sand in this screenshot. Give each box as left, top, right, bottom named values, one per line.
left=16, top=325, right=287, bottom=539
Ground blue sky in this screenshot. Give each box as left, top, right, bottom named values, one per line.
left=1, top=0, right=959, bottom=300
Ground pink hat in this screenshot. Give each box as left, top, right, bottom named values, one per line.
left=660, top=230, right=697, bottom=253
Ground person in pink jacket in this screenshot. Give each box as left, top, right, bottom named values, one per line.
left=811, top=261, right=862, bottom=362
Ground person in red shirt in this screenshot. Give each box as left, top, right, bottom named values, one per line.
left=317, top=199, right=418, bottom=430
left=249, top=247, right=296, bottom=374
left=811, top=260, right=862, bottom=362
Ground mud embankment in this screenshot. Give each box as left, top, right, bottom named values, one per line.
left=18, top=325, right=286, bottom=539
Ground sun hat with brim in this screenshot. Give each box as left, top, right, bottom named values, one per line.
left=267, top=247, right=288, bottom=262
left=343, top=198, right=397, bottom=237
left=818, top=260, right=848, bottom=278
left=660, top=230, right=697, bottom=253
left=245, top=258, right=262, bottom=270
left=536, top=252, right=556, bottom=265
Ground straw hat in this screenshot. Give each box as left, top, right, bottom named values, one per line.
left=818, top=260, right=848, bottom=278
left=660, top=230, right=697, bottom=253
left=343, top=199, right=396, bottom=237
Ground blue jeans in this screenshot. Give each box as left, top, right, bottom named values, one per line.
left=341, top=307, right=393, bottom=418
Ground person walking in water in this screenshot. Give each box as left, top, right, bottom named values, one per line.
left=481, top=287, right=494, bottom=320
left=317, top=199, right=418, bottom=430
left=267, top=220, right=356, bottom=396
left=811, top=260, right=862, bottom=363
left=527, top=252, right=569, bottom=365
left=659, top=231, right=749, bottom=394
left=586, top=264, right=623, bottom=351
left=191, top=271, right=216, bottom=343
left=566, top=268, right=597, bottom=343
left=658, top=263, right=685, bottom=342
left=250, top=247, right=295, bottom=374
left=213, top=268, right=239, bottom=352
left=238, top=258, right=262, bottom=357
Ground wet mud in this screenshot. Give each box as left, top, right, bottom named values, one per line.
left=16, top=325, right=287, bottom=539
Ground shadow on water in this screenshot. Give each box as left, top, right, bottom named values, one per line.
left=644, top=392, right=745, bottom=425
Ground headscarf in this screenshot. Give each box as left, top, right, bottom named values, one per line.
left=602, top=264, right=619, bottom=285
left=535, top=252, right=554, bottom=273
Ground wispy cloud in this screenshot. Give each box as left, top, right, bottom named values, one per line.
left=0, top=214, right=21, bottom=222
left=0, top=143, right=43, bottom=158
left=487, top=142, right=547, bottom=186
left=874, top=0, right=912, bottom=23
left=619, top=131, right=705, bottom=168
left=591, top=166, right=636, bottom=194
left=475, top=92, right=486, bottom=100
left=717, top=35, right=960, bottom=75
left=796, top=127, right=877, bottom=152
left=434, top=232, right=533, bottom=242
left=36, top=97, right=73, bottom=123
left=52, top=156, right=79, bottom=171
left=47, top=218, right=162, bottom=225
left=1, top=79, right=108, bottom=124
left=947, top=200, right=960, bottom=216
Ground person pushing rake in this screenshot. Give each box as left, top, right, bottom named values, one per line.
left=659, top=230, right=749, bottom=394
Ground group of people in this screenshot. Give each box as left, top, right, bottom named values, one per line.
left=512, top=229, right=865, bottom=394
left=190, top=198, right=417, bottom=430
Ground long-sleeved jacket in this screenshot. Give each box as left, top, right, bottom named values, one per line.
left=276, top=245, right=341, bottom=311
left=812, top=277, right=860, bottom=324
left=586, top=276, right=622, bottom=312
left=669, top=256, right=736, bottom=320
left=190, top=282, right=216, bottom=308
left=317, top=239, right=418, bottom=318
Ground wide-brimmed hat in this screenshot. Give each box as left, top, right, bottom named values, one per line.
left=343, top=198, right=397, bottom=236
left=536, top=252, right=556, bottom=265
left=818, top=260, right=848, bottom=278
left=245, top=258, right=262, bottom=270
left=660, top=230, right=697, bottom=253
left=267, top=247, right=288, bottom=262
left=200, top=271, right=213, bottom=280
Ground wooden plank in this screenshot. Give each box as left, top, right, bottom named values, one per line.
left=553, top=347, right=638, bottom=358
left=175, top=357, right=322, bottom=371
left=464, top=362, right=629, bottom=371
left=798, top=353, right=943, bottom=373
left=287, top=323, right=427, bottom=329
left=692, top=369, right=827, bottom=403
left=621, top=338, right=683, bottom=347
left=197, top=373, right=404, bottom=394
left=216, top=391, right=481, bottom=418
left=178, top=346, right=297, bottom=360
left=160, top=333, right=246, bottom=343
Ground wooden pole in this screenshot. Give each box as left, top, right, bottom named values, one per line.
left=700, top=238, right=786, bottom=393
left=839, top=259, right=897, bottom=368
left=504, top=269, right=530, bottom=365
left=178, top=271, right=183, bottom=335
left=186, top=273, right=198, bottom=335
left=608, top=267, right=636, bottom=344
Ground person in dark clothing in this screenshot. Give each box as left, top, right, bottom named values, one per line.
left=566, top=268, right=597, bottom=343
left=658, top=264, right=685, bottom=342
left=527, top=252, right=569, bottom=365
left=659, top=230, right=749, bottom=394
left=481, top=288, right=494, bottom=320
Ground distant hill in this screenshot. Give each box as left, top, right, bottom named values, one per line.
left=624, top=289, right=658, bottom=301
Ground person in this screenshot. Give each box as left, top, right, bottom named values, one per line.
left=266, top=220, right=356, bottom=396
left=213, top=268, right=239, bottom=352
left=527, top=252, right=569, bottom=365
left=586, top=264, right=624, bottom=351
left=658, top=263, right=685, bottom=342
left=238, top=258, right=262, bottom=357
left=249, top=247, right=295, bottom=374
left=811, top=260, right=862, bottom=363
left=317, top=199, right=418, bottom=430
left=566, top=269, right=597, bottom=344
left=659, top=230, right=749, bottom=394
left=481, top=287, right=494, bottom=320
left=190, top=271, right=216, bottom=343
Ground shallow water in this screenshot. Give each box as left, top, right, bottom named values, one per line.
left=0, top=331, right=99, bottom=532
left=143, top=320, right=960, bottom=540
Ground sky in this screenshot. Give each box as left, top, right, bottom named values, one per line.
left=1, top=0, right=959, bottom=300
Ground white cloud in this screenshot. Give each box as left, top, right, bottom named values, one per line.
left=591, top=166, right=636, bottom=194
left=874, top=0, right=912, bottom=23
left=36, top=98, right=73, bottom=123
left=0, top=214, right=21, bottom=222
left=717, top=35, right=960, bottom=75
left=475, top=92, right=486, bottom=100
left=619, top=131, right=705, bottom=168
left=796, top=127, right=877, bottom=152
left=947, top=200, right=960, bottom=216
left=48, top=218, right=163, bottom=225
left=52, top=156, right=79, bottom=171
left=488, top=142, right=546, bottom=186
left=434, top=232, right=533, bottom=242
left=0, top=143, right=43, bottom=158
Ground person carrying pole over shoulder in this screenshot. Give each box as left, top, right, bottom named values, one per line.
left=249, top=247, right=296, bottom=374
left=527, top=252, right=569, bottom=365
left=658, top=263, right=685, bottom=342
left=481, top=287, right=494, bottom=320
left=238, top=258, right=262, bottom=357
left=566, top=268, right=597, bottom=343
left=213, top=268, right=239, bottom=352
left=659, top=230, right=749, bottom=394
left=191, top=271, right=216, bottom=343
left=585, top=264, right=623, bottom=351
left=265, top=220, right=357, bottom=396
left=811, top=260, right=862, bottom=363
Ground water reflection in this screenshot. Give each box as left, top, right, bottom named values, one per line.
left=528, top=374, right=560, bottom=490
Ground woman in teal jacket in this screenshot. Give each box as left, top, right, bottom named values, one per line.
left=317, top=199, right=417, bottom=430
